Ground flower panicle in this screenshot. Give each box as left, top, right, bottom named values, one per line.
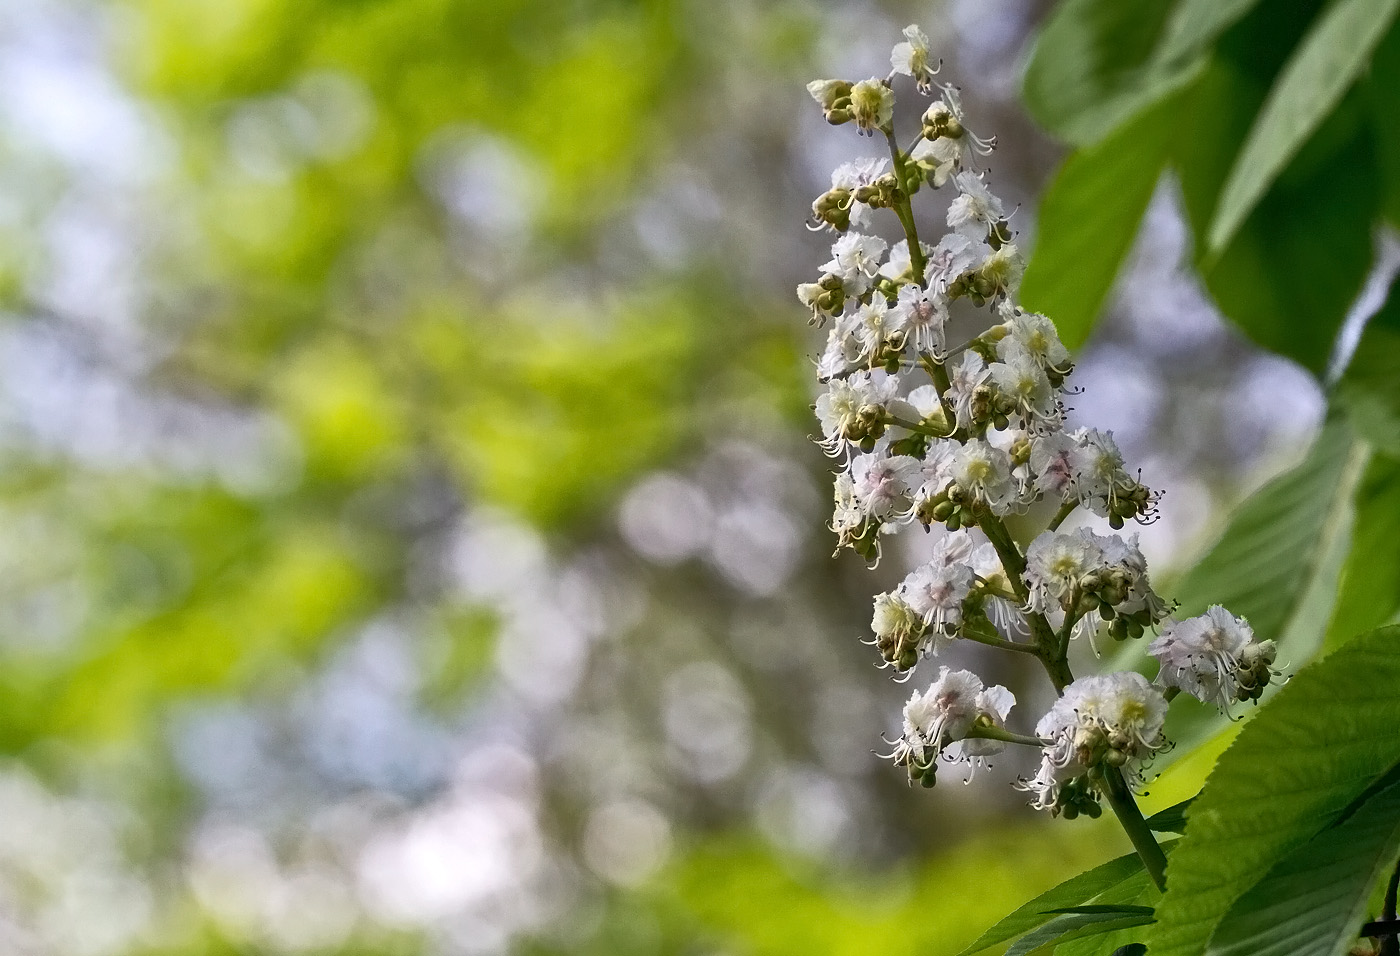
left=801, top=27, right=1264, bottom=813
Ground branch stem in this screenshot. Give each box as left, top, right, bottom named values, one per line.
left=884, top=415, right=945, bottom=438
left=959, top=627, right=1043, bottom=656
left=884, top=130, right=928, bottom=279
left=977, top=515, right=1073, bottom=690
left=918, top=351, right=959, bottom=433
left=966, top=725, right=1047, bottom=748
left=1047, top=500, right=1077, bottom=532
left=1102, top=766, right=1169, bottom=892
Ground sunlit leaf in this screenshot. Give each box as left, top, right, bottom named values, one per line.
left=1205, top=774, right=1400, bottom=956
left=1207, top=0, right=1400, bottom=251
left=1145, top=625, right=1400, bottom=956
left=953, top=852, right=1145, bottom=956
left=1005, top=911, right=1154, bottom=956
left=1020, top=0, right=1182, bottom=144
left=1145, top=798, right=1195, bottom=835
left=1019, top=89, right=1181, bottom=349
left=1053, top=868, right=1162, bottom=956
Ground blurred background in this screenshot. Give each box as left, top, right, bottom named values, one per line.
left=0, top=0, right=1378, bottom=953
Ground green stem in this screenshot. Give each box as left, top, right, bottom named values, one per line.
left=918, top=351, right=959, bottom=434
left=966, top=725, right=1046, bottom=748
left=921, top=351, right=954, bottom=395
left=1047, top=500, right=1077, bottom=532
left=976, top=516, right=1027, bottom=595
left=976, top=515, right=1074, bottom=690
left=959, top=626, right=1043, bottom=656
left=1056, top=602, right=1082, bottom=660
left=884, top=415, right=945, bottom=438
left=884, top=130, right=928, bottom=279
left=820, top=359, right=917, bottom=383
left=1102, top=766, right=1169, bottom=892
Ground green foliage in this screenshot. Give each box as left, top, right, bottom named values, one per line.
left=1322, top=453, right=1400, bottom=651
left=1184, top=95, right=1379, bottom=377
left=1018, top=92, right=1180, bottom=349
left=1153, top=0, right=1265, bottom=67
left=1023, top=0, right=1392, bottom=376
left=1322, top=277, right=1400, bottom=649
left=1371, top=22, right=1400, bottom=225
left=1144, top=799, right=1194, bottom=835
left=1145, top=625, right=1400, bottom=956
left=1005, top=911, right=1155, bottom=956
left=954, top=851, right=1146, bottom=956
left=669, top=831, right=1114, bottom=956
left=1053, top=869, right=1163, bottom=956
left=1205, top=775, right=1400, bottom=956
left=1171, top=415, right=1362, bottom=646
left=1337, top=276, right=1400, bottom=456
left=1021, top=0, right=1184, bottom=145
left=1207, top=0, right=1400, bottom=251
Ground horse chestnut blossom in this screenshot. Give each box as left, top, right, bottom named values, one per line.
left=912, top=87, right=995, bottom=186
left=810, top=158, right=888, bottom=233
left=886, top=667, right=1016, bottom=786
left=1023, top=672, right=1169, bottom=814
left=1149, top=606, right=1279, bottom=710
left=797, top=26, right=1277, bottom=890
left=889, top=24, right=938, bottom=92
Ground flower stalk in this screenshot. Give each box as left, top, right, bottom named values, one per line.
left=1102, top=766, right=1169, bottom=891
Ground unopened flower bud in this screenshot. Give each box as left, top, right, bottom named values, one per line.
left=921, top=101, right=964, bottom=141
left=807, top=78, right=853, bottom=124
left=812, top=189, right=853, bottom=231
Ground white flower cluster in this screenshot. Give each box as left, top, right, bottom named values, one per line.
left=1149, top=605, right=1279, bottom=709
left=801, top=28, right=1280, bottom=817
left=885, top=666, right=1015, bottom=787
left=1024, top=528, right=1167, bottom=648
left=1023, top=671, right=1167, bottom=815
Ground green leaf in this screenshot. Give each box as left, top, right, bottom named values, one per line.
left=1053, top=868, right=1162, bottom=956
left=1370, top=20, right=1400, bottom=226
left=953, top=852, right=1145, bottom=956
left=1155, top=0, right=1266, bottom=67
left=1322, top=453, right=1400, bottom=652
left=1324, top=279, right=1400, bottom=651
left=1172, top=415, right=1365, bottom=643
left=1045, top=906, right=1155, bottom=917
left=1008, top=913, right=1155, bottom=956
left=1172, top=54, right=1379, bottom=377
left=1336, top=276, right=1400, bottom=456
left=1020, top=0, right=1182, bottom=144
left=1197, top=124, right=1377, bottom=376
left=1207, top=0, right=1400, bottom=251
left=1019, top=90, right=1181, bottom=349
left=1145, top=798, right=1195, bottom=835
left=1144, top=625, right=1400, bottom=956
left=1206, top=775, right=1400, bottom=956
